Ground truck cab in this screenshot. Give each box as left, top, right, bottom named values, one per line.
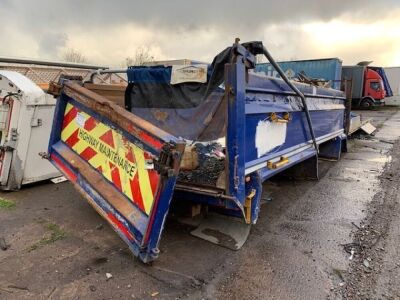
left=364, top=68, right=386, bottom=106
left=341, top=65, right=391, bottom=109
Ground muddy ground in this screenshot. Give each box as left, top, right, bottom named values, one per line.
left=1, top=108, right=400, bottom=300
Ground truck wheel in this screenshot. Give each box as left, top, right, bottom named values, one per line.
left=360, top=98, right=374, bottom=109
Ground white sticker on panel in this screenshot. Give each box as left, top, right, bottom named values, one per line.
left=76, top=112, right=86, bottom=128
left=170, top=65, right=208, bottom=85
left=255, top=120, right=287, bottom=158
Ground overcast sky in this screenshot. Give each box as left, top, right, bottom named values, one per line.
left=1, top=0, right=400, bottom=67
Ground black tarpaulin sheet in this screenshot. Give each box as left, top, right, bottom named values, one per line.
left=125, top=47, right=233, bottom=141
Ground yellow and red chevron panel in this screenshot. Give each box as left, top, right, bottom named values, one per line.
left=60, top=102, right=159, bottom=215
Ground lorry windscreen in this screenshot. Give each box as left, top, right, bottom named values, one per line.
left=370, top=81, right=381, bottom=91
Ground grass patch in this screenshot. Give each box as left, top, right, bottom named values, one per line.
left=27, top=221, right=66, bottom=252
left=0, top=198, right=15, bottom=209
left=34, top=217, right=47, bottom=224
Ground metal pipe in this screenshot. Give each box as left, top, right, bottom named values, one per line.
left=175, top=184, right=234, bottom=200
left=0, top=56, right=107, bottom=70
left=245, top=87, right=345, bottom=100
left=261, top=46, right=318, bottom=152
left=93, top=69, right=127, bottom=74
left=89, top=69, right=127, bottom=82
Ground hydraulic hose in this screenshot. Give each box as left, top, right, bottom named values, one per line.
left=261, top=46, right=318, bottom=153
left=2, top=93, right=20, bottom=104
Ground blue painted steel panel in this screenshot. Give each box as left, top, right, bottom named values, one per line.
left=258, top=148, right=317, bottom=181
left=244, top=110, right=344, bottom=163
left=243, top=73, right=345, bottom=164
left=255, top=58, right=343, bottom=90
left=223, top=64, right=345, bottom=224
left=226, top=62, right=247, bottom=205
left=226, top=69, right=345, bottom=223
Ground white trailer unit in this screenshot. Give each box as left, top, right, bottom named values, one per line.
left=384, top=67, right=400, bottom=106
left=0, top=71, right=60, bottom=189
left=0, top=58, right=119, bottom=190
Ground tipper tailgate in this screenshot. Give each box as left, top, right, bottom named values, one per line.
left=48, top=81, right=184, bottom=263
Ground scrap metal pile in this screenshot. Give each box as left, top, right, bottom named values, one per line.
left=178, top=142, right=225, bottom=187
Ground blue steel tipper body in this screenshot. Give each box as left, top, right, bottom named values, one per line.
left=47, top=41, right=347, bottom=263
left=173, top=62, right=346, bottom=224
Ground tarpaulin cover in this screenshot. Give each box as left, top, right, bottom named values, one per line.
left=125, top=47, right=233, bottom=141
left=124, top=40, right=347, bottom=141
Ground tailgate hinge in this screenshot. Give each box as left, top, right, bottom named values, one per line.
left=154, top=142, right=182, bottom=178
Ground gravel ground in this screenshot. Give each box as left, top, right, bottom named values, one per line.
left=341, top=111, right=400, bottom=299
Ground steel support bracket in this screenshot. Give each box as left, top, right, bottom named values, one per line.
left=244, top=189, right=256, bottom=224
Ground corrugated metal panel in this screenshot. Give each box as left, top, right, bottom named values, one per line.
left=0, top=59, right=126, bottom=86
left=342, top=66, right=365, bottom=99
left=255, top=58, right=342, bottom=89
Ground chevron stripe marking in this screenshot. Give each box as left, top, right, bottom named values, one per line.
left=60, top=102, right=161, bottom=216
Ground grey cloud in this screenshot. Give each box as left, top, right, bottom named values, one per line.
left=38, top=32, right=68, bottom=58
left=3, top=0, right=400, bottom=33
left=1, top=1, right=399, bottom=65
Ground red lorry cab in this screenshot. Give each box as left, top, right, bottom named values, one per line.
left=364, top=68, right=386, bottom=101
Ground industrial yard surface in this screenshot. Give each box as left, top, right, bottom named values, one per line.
left=1, top=107, right=400, bottom=299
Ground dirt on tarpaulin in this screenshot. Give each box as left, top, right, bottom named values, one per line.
left=339, top=139, right=400, bottom=299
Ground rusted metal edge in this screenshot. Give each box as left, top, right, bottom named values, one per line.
left=175, top=183, right=232, bottom=199
left=63, top=81, right=181, bottom=148
left=175, top=183, right=246, bottom=219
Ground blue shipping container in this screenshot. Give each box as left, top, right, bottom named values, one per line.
left=255, top=58, right=343, bottom=90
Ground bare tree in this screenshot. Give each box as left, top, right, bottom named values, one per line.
left=62, top=48, right=87, bottom=63
left=123, top=46, right=155, bottom=67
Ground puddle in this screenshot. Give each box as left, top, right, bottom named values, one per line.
left=368, top=155, right=392, bottom=164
